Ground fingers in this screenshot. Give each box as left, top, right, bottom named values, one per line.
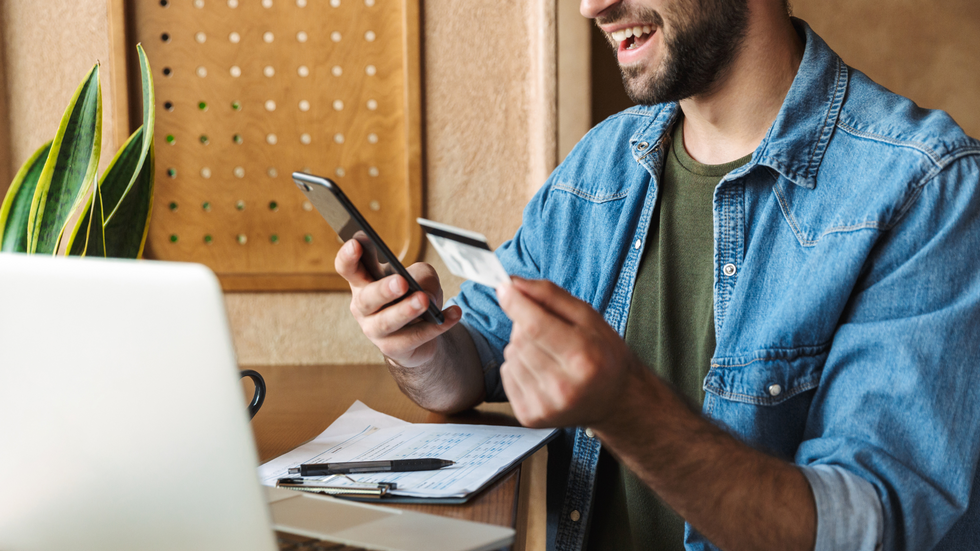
left=509, top=276, right=597, bottom=327
left=335, top=240, right=375, bottom=289
left=496, top=281, right=578, bottom=362
left=376, top=305, right=462, bottom=360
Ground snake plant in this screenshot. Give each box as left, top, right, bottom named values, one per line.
left=0, top=44, right=155, bottom=258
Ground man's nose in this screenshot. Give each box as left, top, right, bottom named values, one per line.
left=580, top=0, right=620, bottom=19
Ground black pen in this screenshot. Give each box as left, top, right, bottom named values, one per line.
left=288, top=458, right=454, bottom=477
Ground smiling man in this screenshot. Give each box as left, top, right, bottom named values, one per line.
left=335, top=1, right=980, bottom=550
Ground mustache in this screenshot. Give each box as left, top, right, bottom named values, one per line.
left=596, top=3, right=664, bottom=28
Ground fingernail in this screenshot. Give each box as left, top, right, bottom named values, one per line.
left=496, top=284, right=510, bottom=300
left=412, top=295, right=424, bottom=310
left=343, top=240, right=355, bottom=257
left=389, top=277, right=401, bottom=294
left=446, top=307, right=461, bottom=321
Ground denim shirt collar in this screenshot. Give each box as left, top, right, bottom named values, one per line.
left=626, top=19, right=848, bottom=190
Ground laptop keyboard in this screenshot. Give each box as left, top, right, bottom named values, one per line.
left=275, top=531, right=370, bottom=551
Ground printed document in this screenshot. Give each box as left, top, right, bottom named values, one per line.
left=258, top=401, right=556, bottom=499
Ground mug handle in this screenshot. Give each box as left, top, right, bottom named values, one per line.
left=240, top=369, right=266, bottom=420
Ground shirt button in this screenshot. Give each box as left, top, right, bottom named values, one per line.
left=634, top=239, right=642, bottom=250
left=636, top=141, right=649, bottom=151
left=585, top=428, right=595, bottom=438
left=570, top=510, right=581, bottom=522
left=723, top=263, right=737, bottom=277
left=768, top=384, right=782, bottom=397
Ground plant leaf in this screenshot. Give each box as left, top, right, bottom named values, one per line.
left=0, top=141, right=52, bottom=252
left=28, top=64, right=102, bottom=254
left=104, top=141, right=154, bottom=258
left=66, top=178, right=106, bottom=257
left=105, top=43, right=154, bottom=226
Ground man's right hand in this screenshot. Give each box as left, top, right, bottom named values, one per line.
left=335, top=239, right=462, bottom=368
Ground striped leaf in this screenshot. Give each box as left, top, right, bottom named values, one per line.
left=67, top=44, right=155, bottom=259
left=28, top=64, right=102, bottom=254
left=0, top=142, right=52, bottom=252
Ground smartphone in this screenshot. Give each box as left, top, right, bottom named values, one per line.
left=292, top=172, right=444, bottom=325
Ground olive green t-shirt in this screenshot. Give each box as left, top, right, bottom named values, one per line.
left=586, top=120, right=751, bottom=551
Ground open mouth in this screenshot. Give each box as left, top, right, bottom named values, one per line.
left=611, top=25, right=656, bottom=51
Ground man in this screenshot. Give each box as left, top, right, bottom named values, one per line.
left=336, top=0, right=980, bottom=550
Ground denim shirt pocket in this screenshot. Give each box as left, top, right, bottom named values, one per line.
left=703, top=345, right=829, bottom=460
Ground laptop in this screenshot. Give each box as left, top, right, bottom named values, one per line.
left=0, top=254, right=514, bottom=551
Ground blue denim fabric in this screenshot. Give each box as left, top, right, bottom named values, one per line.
left=450, top=20, right=980, bottom=551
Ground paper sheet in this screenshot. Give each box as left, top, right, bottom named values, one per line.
left=258, top=401, right=555, bottom=498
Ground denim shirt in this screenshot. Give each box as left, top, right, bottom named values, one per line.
left=451, top=20, right=980, bottom=551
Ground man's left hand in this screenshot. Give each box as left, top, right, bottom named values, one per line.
left=496, top=277, right=642, bottom=428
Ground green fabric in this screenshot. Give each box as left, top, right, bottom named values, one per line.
left=586, top=120, right=751, bottom=551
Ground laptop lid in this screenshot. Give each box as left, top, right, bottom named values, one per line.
left=0, top=254, right=276, bottom=551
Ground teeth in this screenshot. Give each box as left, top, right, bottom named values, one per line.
left=611, top=25, right=653, bottom=44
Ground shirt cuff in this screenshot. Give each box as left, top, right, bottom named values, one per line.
left=454, top=316, right=506, bottom=402
left=800, top=464, right=884, bottom=551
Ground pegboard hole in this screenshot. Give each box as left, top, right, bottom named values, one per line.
left=369, top=167, right=380, bottom=177
left=167, top=168, right=177, bottom=178
left=234, top=167, right=245, bottom=178
left=365, top=65, right=377, bottom=76
left=270, top=234, right=280, bottom=244
left=298, top=66, right=310, bottom=77
left=204, top=234, right=213, bottom=244
left=160, top=0, right=170, bottom=7
left=265, top=100, right=276, bottom=111
left=233, top=134, right=243, bottom=144
left=194, top=0, right=205, bottom=7
left=196, top=66, right=208, bottom=78
left=162, top=67, right=173, bottom=77
left=169, top=201, right=178, bottom=211
left=195, top=32, right=207, bottom=43
left=169, top=234, right=179, bottom=243
left=231, top=100, right=242, bottom=111
left=331, top=32, right=342, bottom=42
left=269, top=201, right=279, bottom=211
left=335, top=167, right=346, bottom=177
left=236, top=200, right=246, bottom=211
left=230, top=66, right=242, bottom=77
left=198, top=101, right=208, bottom=111
left=331, top=66, right=343, bottom=77
left=298, top=100, right=310, bottom=112
left=202, top=201, right=212, bottom=211
left=367, top=99, right=378, bottom=110
left=330, top=0, right=340, bottom=6
left=304, top=234, right=313, bottom=243
left=368, top=133, right=378, bottom=144
left=161, top=32, right=171, bottom=43
left=268, top=167, right=279, bottom=178
left=332, top=100, right=344, bottom=111
left=365, top=31, right=376, bottom=42
left=297, top=31, right=308, bottom=43
left=303, top=201, right=313, bottom=211
left=266, top=133, right=278, bottom=145
left=264, top=66, right=275, bottom=77
left=201, top=167, right=212, bottom=178
left=263, top=32, right=275, bottom=43
left=229, top=32, right=241, bottom=43
left=301, top=133, right=312, bottom=145
left=228, top=0, right=239, bottom=7
left=262, top=0, right=273, bottom=7
left=333, top=133, right=344, bottom=144
left=369, top=200, right=381, bottom=211
left=237, top=234, right=248, bottom=245
left=164, top=101, right=174, bottom=111
left=166, top=134, right=176, bottom=144
left=199, top=135, right=210, bottom=145
left=297, top=0, right=307, bottom=6
left=365, top=0, right=375, bottom=6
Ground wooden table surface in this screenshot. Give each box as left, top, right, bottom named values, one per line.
left=243, top=364, right=536, bottom=549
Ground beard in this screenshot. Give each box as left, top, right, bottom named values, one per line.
left=600, top=0, right=750, bottom=105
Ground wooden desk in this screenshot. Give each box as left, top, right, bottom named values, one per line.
left=243, top=364, right=543, bottom=551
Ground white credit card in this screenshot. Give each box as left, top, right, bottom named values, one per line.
left=417, top=218, right=511, bottom=289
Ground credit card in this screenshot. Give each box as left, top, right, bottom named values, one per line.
left=417, top=218, right=511, bottom=289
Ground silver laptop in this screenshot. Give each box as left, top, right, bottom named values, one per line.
left=0, top=254, right=513, bottom=551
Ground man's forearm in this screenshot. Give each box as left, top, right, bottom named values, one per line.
left=594, top=368, right=817, bottom=551
left=384, top=323, right=486, bottom=414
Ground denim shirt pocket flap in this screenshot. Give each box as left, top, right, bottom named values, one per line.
left=704, top=345, right=829, bottom=406
left=551, top=181, right=630, bottom=204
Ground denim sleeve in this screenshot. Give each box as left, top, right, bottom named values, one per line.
left=447, top=181, right=551, bottom=403
left=797, top=155, right=980, bottom=551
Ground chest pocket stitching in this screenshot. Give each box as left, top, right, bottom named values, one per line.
left=773, top=182, right=881, bottom=247
left=551, top=183, right=629, bottom=204
left=704, top=375, right=820, bottom=406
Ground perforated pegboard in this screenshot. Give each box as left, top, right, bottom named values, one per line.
left=111, top=0, right=423, bottom=291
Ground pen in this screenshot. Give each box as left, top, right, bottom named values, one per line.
left=287, top=458, right=454, bottom=477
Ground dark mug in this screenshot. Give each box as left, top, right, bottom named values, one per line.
left=240, top=369, right=266, bottom=420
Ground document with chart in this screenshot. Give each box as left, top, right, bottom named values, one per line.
left=258, top=401, right=557, bottom=502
